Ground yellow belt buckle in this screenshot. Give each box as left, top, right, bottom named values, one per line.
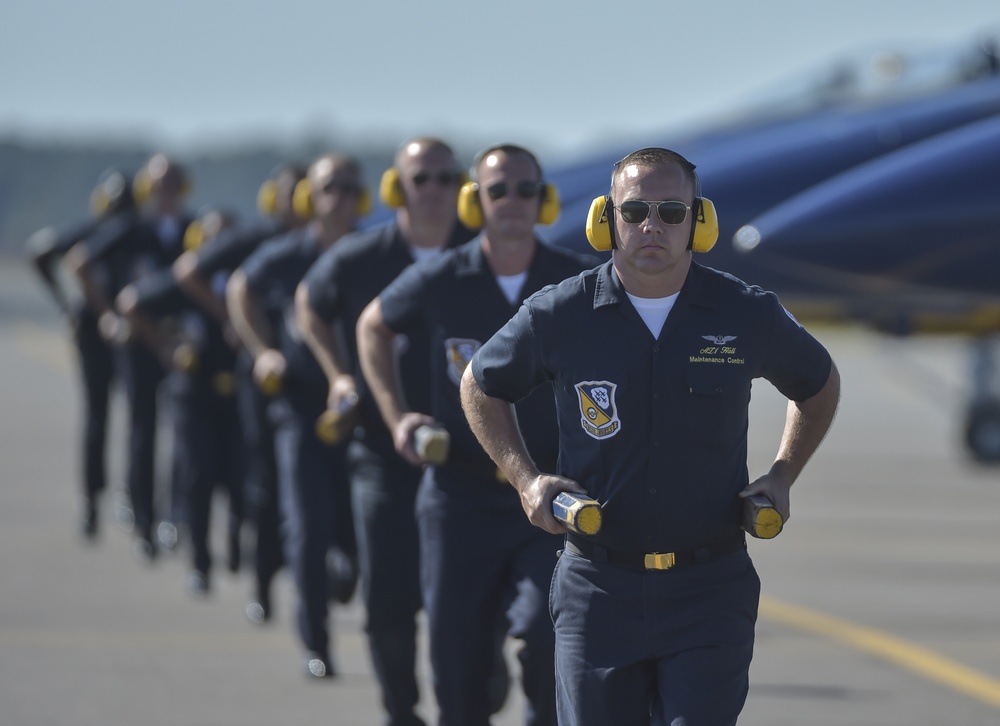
left=644, top=552, right=676, bottom=570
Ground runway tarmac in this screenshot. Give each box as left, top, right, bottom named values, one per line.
left=2, top=256, right=999, bottom=725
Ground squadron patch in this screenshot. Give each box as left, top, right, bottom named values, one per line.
left=445, top=338, right=481, bottom=386
left=576, top=381, right=621, bottom=440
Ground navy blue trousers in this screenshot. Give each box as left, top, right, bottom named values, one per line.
left=171, top=376, right=244, bottom=575
left=348, top=435, right=424, bottom=726
left=550, top=546, right=760, bottom=726
left=73, top=315, right=114, bottom=501
left=417, top=466, right=560, bottom=726
left=270, top=391, right=353, bottom=660
left=117, top=343, right=164, bottom=540
left=235, top=354, right=282, bottom=599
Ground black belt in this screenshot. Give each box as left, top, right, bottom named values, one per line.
left=564, top=531, right=746, bottom=571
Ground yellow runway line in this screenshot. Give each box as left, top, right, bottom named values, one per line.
left=760, top=595, right=1000, bottom=710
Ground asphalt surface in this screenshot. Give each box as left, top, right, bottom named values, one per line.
left=2, top=255, right=1000, bottom=725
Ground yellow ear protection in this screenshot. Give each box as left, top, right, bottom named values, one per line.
left=584, top=152, right=718, bottom=253
left=379, top=167, right=469, bottom=209
left=90, top=169, right=132, bottom=217
left=379, top=168, right=405, bottom=209
left=258, top=165, right=308, bottom=217
left=183, top=220, right=205, bottom=251
left=132, top=160, right=192, bottom=207
left=292, top=178, right=372, bottom=219
left=183, top=207, right=233, bottom=251
left=456, top=144, right=560, bottom=230
left=132, top=168, right=153, bottom=207
left=456, top=181, right=560, bottom=229
left=257, top=180, right=279, bottom=216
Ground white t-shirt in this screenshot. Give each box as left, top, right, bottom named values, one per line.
left=158, top=216, right=181, bottom=247
left=626, top=291, right=679, bottom=337
left=496, top=272, right=528, bottom=305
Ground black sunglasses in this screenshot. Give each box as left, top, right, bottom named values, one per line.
left=485, top=180, right=544, bottom=201
left=321, top=179, right=363, bottom=195
left=616, top=200, right=691, bottom=226
left=412, top=171, right=462, bottom=187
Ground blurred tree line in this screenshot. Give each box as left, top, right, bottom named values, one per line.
left=0, top=135, right=483, bottom=257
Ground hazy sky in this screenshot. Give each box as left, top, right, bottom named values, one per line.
left=3, top=0, right=999, bottom=161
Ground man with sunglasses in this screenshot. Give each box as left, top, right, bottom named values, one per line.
left=174, top=164, right=307, bottom=624
left=296, top=137, right=475, bottom=725
left=67, top=154, right=194, bottom=562
left=357, top=144, right=596, bottom=726
left=226, top=152, right=365, bottom=679
left=461, top=147, right=841, bottom=725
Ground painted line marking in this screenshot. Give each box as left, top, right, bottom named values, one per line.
left=760, top=595, right=1000, bottom=710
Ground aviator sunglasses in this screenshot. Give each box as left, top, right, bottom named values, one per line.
left=412, top=170, right=462, bottom=186
left=321, top=179, right=363, bottom=195
left=485, top=180, right=544, bottom=201
left=616, top=200, right=691, bottom=225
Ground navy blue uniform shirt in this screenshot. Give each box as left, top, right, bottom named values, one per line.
left=36, top=217, right=104, bottom=321
left=241, top=227, right=328, bottom=395
left=472, top=260, right=832, bottom=551
left=379, top=237, right=596, bottom=485
left=86, top=212, right=190, bottom=300
left=194, top=219, right=287, bottom=279
left=132, top=268, right=236, bottom=393
left=303, top=220, right=473, bottom=440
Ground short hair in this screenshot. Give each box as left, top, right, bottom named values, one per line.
left=471, top=143, right=543, bottom=181
left=611, top=147, right=697, bottom=200
left=309, top=153, right=362, bottom=180
left=145, top=153, right=187, bottom=188
left=272, top=163, right=307, bottom=185
left=395, top=137, right=456, bottom=167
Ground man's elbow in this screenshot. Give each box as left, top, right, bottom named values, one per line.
left=116, top=286, right=138, bottom=317
left=356, top=298, right=384, bottom=347
left=172, top=252, right=198, bottom=287
left=800, top=360, right=841, bottom=420
left=820, top=360, right=841, bottom=403
left=294, top=283, right=317, bottom=339
left=65, top=243, right=90, bottom=277
left=225, top=270, right=247, bottom=312
left=459, top=365, right=489, bottom=417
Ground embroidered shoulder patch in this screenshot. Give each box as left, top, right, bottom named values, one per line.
left=575, top=381, right=621, bottom=439
left=445, top=338, right=481, bottom=386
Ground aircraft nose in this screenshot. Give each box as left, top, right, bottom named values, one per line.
left=733, top=225, right=762, bottom=252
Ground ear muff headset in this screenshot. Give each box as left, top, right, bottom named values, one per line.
left=585, top=195, right=717, bottom=253
left=258, top=165, right=308, bottom=217
left=90, top=169, right=132, bottom=217
left=456, top=181, right=560, bottom=229
left=257, top=180, right=279, bottom=216
left=584, top=155, right=718, bottom=253
left=132, top=163, right=192, bottom=207
left=456, top=143, right=561, bottom=230
left=379, top=168, right=405, bottom=209
left=292, top=178, right=372, bottom=219
left=379, top=167, right=469, bottom=209
left=183, top=220, right=205, bottom=251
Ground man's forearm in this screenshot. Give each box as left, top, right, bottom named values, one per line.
left=357, top=299, right=406, bottom=430
left=225, top=270, right=273, bottom=357
left=66, top=244, right=113, bottom=318
left=295, top=282, right=349, bottom=385
left=770, top=361, right=841, bottom=484
left=174, top=253, right=229, bottom=326
left=459, top=366, right=537, bottom=491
